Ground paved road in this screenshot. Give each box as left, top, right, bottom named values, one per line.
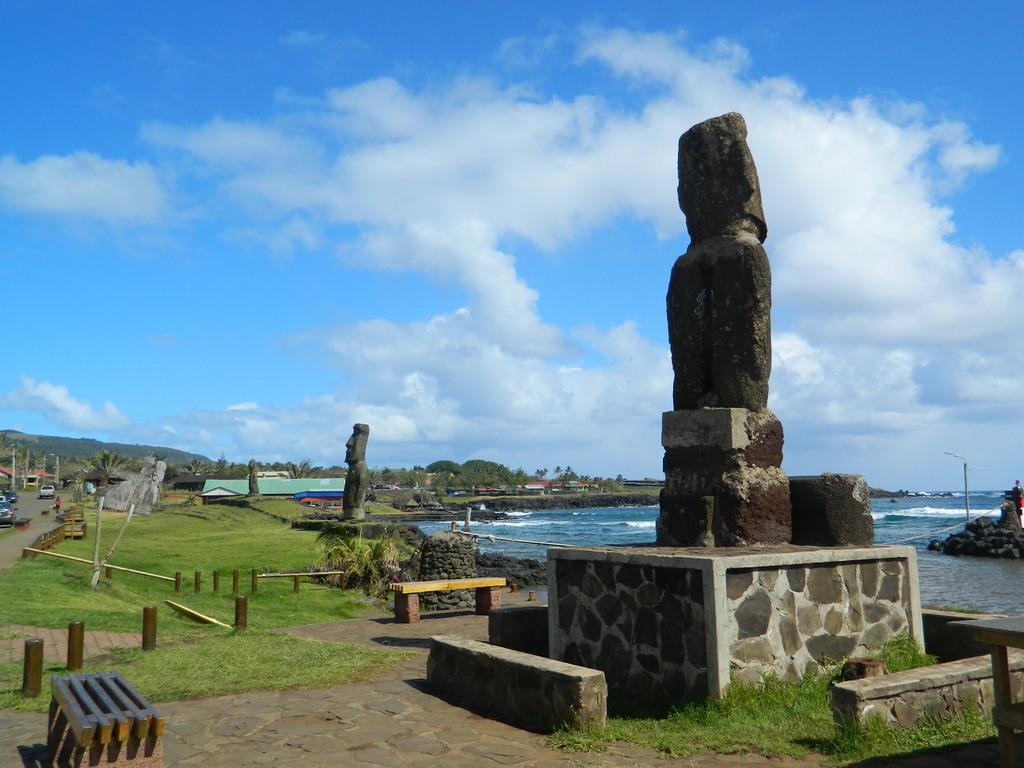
left=0, top=488, right=64, bottom=571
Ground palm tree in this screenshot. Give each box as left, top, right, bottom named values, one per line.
left=316, top=527, right=400, bottom=596
left=184, top=458, right=209, bottom=475
left=89, top=450, right=129, bottom=487
left=289, top=459, right=313, bottom=479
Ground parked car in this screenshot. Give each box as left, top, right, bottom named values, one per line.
left=3, top=490, right=18, bottom=504
left=0, top=501, right=14, bottom=527
left=38, top=485, right=55, bottom=499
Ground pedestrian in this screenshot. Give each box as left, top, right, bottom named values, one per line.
left=53, top=496, right=62, bottom=512
left=1011, top=481, right=1023, bottom=527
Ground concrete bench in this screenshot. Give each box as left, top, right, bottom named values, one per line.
left=388, top=577, right=506, bottom=622
left=48, top=671, right=166, bottom=767
left=427, top=634, right=606, bottom=732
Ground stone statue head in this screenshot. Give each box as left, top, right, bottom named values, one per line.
left=345, top=423, right=369, bottom=465
left=677, top=112, right=767, bottom=244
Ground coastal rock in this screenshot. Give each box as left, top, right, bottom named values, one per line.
left=928, top=517, right=1024, bottom=559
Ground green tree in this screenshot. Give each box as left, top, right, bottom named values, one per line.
left=426, top=460, right=462, bottom=474
left=88, top=450, right=129, bottom=487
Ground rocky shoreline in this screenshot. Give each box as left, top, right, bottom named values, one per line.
left=927, top=516, right=1024, bottom=559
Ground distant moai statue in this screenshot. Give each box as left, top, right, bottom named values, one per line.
left=659, top=112, right=792, bottom=546
left=247, top=459, right=258, bottom=496
left=342, top=423, right=370, bottom=520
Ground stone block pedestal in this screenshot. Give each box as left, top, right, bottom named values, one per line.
left=549, top=544, right=921, bottom=710
left=659, top=408, right=791, bottom=546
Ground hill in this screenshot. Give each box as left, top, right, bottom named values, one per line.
left=0, top=430, right=211, bottom=466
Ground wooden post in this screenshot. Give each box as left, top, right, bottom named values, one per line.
left=67, top=621, right=84, bottom=671
left=232, top=569, right=240, bottom=594
left=251, top=569, right=258, bottom=593
left=105, top=566, right=113, bottom=580
left=213, top=569, right=220, bottom=594
left=293, top=574, right=301, bottom=593
left=235, top=596, right=248, bottom=630
left=142, top=606, right=157, bottom=651
left=22, top=638, right=43, bottom=698
left=194, top=571, right=202, bottom=593
left=175, top=572, right=182, bottom=592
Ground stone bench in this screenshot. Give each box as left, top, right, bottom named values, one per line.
left=388, top=577, right=505, bottom=623
left=427, top=634, right=606, bottom=732
left=48, top=671, right=166, bottom=767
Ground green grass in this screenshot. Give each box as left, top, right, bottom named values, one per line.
left=2, top=500, right=384, bottom=637
left=0, top=499, right=415, bottom=711
left=550, top=635, right=996, bottom=766
left=0, top=630, right=411, bottom=712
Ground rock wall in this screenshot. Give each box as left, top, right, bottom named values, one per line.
left=832, top=652, right=1024, bottom=728
left=549, top=545, right=921, bottom=710
left=416, top=531, right=477, bottom=610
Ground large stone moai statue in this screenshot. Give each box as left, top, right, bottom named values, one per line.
left=247, top=459, right=258, bottom=496
left=658, top=113, right=792, bottom=546
left=342, top=423, right=370, bottom=520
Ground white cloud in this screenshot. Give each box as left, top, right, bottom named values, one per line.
left=24, top=25, right=1009, bottom=486
left=0, top=151, right=169, bottom=224
left=0, top=377, right=132, bottom=432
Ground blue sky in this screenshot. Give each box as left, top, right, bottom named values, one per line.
left=2, top=1, right=1022, bottom=491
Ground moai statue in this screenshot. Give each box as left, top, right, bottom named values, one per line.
left=658, top=113, right=792, bottom=546
left=247, top=459, right=258, bottom=496
left=342, top=423, right=370, bottom=521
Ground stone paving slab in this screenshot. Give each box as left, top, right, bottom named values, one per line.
left=0, top=624, right=143, bottom=665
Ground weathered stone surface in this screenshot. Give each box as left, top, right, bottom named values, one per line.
left=416, top=531, right=476, bottom=610
left=668, top=238, right=772, bottom=412
left=677, top=112, right=767, bottom=244
left=660, top=410, right=791, bottom=545
left=735, top=590, right=772, bottom=639
left=790, top=473, right=874, bottom=546
left=342, top=423, right=370, bottom=520
left=488, top=606, right=549, bottom=658
left=427, top=635, right=607, bottom=732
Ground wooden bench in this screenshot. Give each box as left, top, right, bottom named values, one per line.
left=388, top=577, right=506, bottom=623
left=48, top=671, right=166, bottom=767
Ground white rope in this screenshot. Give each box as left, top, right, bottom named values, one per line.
left=885, top=515, right=993, bottom=544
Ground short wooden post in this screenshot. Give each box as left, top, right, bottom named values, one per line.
left=528, top=591, right=537, bottom=602
left=213, top=569, right=220, bottom=594
left=22, top=638, right=43, bottom=698
left=67, top=621, right=84, bottom=671
left=175, top=572, right=182, bottom=592
left=142, top=606, right=157, bottom=651
left=194, top=571, right=202, bottom=593
left=235, top=596, right=248, bottom=630
left=251, top=569, right=258, bottom=593
left=105, top=566, right=113, bottom=580
left=293, top=574, right=301, bottom=593
left=232, top=569, right=240, bottom=594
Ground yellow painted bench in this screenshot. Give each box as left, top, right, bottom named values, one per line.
left=388, top=577, right=506, bottom=622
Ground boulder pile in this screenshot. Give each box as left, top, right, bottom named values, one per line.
left=928, top=515, right=1024, bottom=558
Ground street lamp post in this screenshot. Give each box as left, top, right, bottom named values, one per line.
left=945, top=452, right=970, bottom=523
left=51, top=454, right=59, bottom=489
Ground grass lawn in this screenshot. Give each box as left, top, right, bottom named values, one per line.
left=550, top=636, right=996, bottom=766
left=0, top=498, right=414, bottom=711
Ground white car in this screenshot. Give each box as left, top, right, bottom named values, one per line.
left=38, top=485, right=55, bottom=499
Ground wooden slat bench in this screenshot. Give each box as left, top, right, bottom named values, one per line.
left=388, top=577, right=506, bottom=623
left=48, top=671, right=166, bottom=767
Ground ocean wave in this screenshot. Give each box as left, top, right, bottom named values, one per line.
left=870, top=506, right=999, bottom=520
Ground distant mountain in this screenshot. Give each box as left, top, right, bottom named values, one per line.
left=0, top=430, right=211, bottom=466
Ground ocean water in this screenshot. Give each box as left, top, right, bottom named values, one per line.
left=415, top=490, right=1024, bottom=615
